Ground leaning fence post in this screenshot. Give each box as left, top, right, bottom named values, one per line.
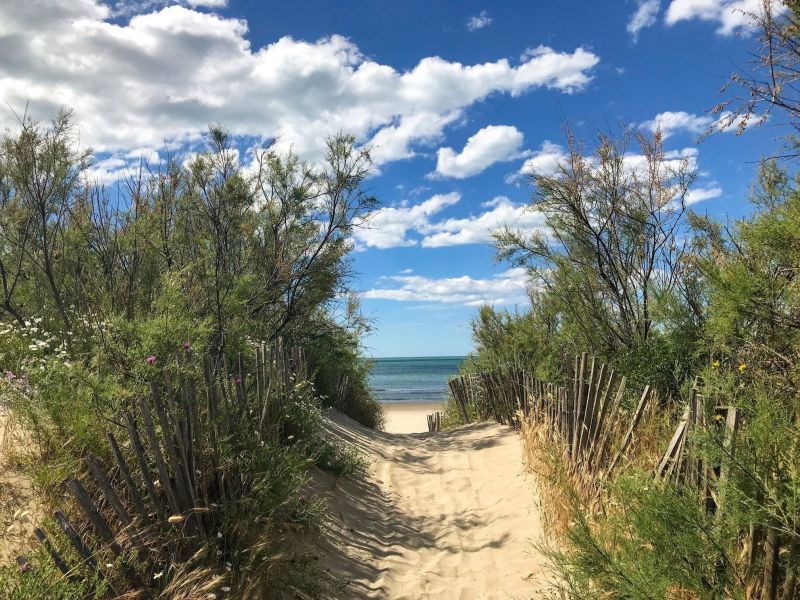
left=605, top=385, right=651, bottom=477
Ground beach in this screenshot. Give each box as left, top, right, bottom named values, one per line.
left=313, top=411, right=551, bottom=598
left=382, top=401, right=443, bottom=433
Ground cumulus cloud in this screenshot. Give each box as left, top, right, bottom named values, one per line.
left=628, top=0, right=661, bottom=41
left=105, top=0, right=228, bottom=18
left=363, top=268, right=530, bottom=306
left=353, top=193, right=544, bottom=250
left=665, top=0, right=785, bottom=35
left=514, top=140, right=568, bottom=180
left=434, top=125, right=526, bottom=179
left=0, top=0, right=599, bottom=177
left=352, top=193, right=461, bottom=249
left=640, top=109, right=753, bottom=138
left=422, top=196, right=545, bottom=247
left=640, top=111, right=713, bottom=138
left=467, top=11, right=493, bottom=31
left=515, top=140, right=699, bottom=177
left=686, top=185, right=722, bottom=205
left=369, top=111, right=461, bottom=165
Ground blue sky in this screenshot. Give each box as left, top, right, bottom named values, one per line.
left=0, top=0, right=787, bottom=357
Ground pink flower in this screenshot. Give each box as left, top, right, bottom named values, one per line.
left=146, top=355, right=157, bottom=365
left=182, top=342, right=191, bottom=352
left=4, top=371, right=15, bottom=381
left=235, top=376, right=242, bottom=385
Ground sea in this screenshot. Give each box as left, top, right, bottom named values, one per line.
left=368, top=356, right=466, bottom=403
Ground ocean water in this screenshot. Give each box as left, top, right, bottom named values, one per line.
left=369, top=356, right=466, bottom=403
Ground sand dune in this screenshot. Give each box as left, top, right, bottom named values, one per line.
left=312, top=409, right=551, bottom=599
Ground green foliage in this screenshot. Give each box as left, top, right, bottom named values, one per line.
left=0, top=112, right=382, bottom=596
left=306, top=295, right=384, bottom=429
left=0, top=550, right=105, bottom=600
left=495, top=130, right=697, bottom=366
left=550, top=472, right=737, bottom=600
left=313, top=439, right=368, bottom=478
left=480, top=140, right=800, bottom=595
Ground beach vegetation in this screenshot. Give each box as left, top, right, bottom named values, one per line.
left=0, top=112, right=378, bottom=596
left=454, top=2, right=800, bottom=596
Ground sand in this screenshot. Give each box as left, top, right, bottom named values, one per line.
left=382, top=402, right=442, bottom=434
left=0, top=408, right=41, bottom=566
left=312, top=408, right=552, bottom=599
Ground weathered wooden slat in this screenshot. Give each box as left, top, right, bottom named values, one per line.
left=715, top=406, right=739, bottom=516
left=150, top=384, right=191, bottom=512
left=576, top=357, right=598, bottom=458
left=85, top=453, right=132, bottom=527
left=85, top=453, right=152, bottom=557
left=124, top=413, right=166, bottom=521
left=137, top=396, right=181, bottom=515
left=589, top=376, right=626, bottom=473
left=34, top=527, right=74, bottom=579
left=106, top=431, right=150, bottom=524
left=67, top=480, right=122, bottom=556
left=578, top=361, right=603, bottom=462
left=572, top=353, right=588, bottom=458
left=605, top=385, right=652, bottom=477
left=67, top=481, right=151, bottom=595
left=585, top=368, right=616, bottom=472
left=655, top=404, right=690, bottom=480
left=53, top=511, right=109, bottom=587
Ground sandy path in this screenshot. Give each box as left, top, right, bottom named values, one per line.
left=312, top=411, right=551, bottom=599
left=381, top=402, right=442, bottom=434
left=0, top=408, right=42, bottom=565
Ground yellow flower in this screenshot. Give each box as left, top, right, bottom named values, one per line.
left=738, top=363, right=747, bottom=372
left=714, top=414, right=723, bottom=421
left=712, top=360, right=720, bottom=369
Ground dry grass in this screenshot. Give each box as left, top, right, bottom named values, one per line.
left=519, top=400, right=676, bottom=534
left=520, top=413, right=576, bottom=537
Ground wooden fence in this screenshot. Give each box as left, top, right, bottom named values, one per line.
left=441, top=353, right=650, bottom=482
left=438, top=353, right=790, bottom=600
left=14, top=342, right=307, bottom=598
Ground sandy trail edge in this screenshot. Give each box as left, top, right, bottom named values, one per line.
left=309, top=411, right=552, bottom=599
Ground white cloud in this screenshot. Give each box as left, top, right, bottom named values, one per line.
left=106, top=0, right=228, bottom=18
left=515, top=140, right=568, bottom=179
left=421, top=196, right=545, bottom=247
left=353, top=193, right=545, bottom=250
left=0, top=1, right=599, bottom=169
left=640, top=111, right=713, bottom=138
left=363, top=268, right=529, bottom=306
left=467, top=11, right=493, bottom=31
left=352, top=192, right=460, bottom=249
left=434, top=125, right=526, bottom=179
left=186, top=0, right=227, bottom=6
left=369, top=111, right=461, bottom=165
left=622, top=147, right=699, bottom=176
left=665, top=0, right=785, bottom=35
left=628, top=0, right=661, bottom=40
left=640, top=109, right=752, bottom=138
left=686, top=185, right=722, bottom=205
